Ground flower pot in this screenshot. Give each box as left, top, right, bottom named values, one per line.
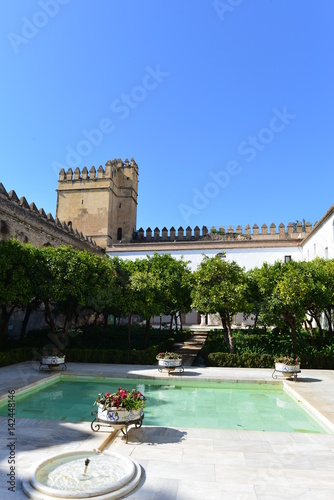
left=275, top=362, right=300, bottom=375
left=97, top=404, right=144, bottom=424
left=157, top=358, right=182, bottom=368
left=42, top=356, right=65, bottom=365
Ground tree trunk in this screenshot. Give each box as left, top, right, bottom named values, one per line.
left=127, top=312, right=132, bottom=350
left=103, top=312, right=108, bottom=333
left=225, top=311, right=235, bottom=354
left=324, top=309, right=333, bottom=337
left=0, top=305, right=16, bottom=345
left=179, top=312, right=183, bottom=331
left=253, top=313, right=258, bottom=329
left=63, top=297, right=75, bottom=333
left=287, top=316, right=297, bottom=355
left=144, top=318, right=151, bottom=348
left=310, top=310, right=323, bottom=337
left=20, top=302, right=34, bottom=341
left=219, top=314, right=229, bottom=349
left=291, top=322, right=297, bottom=355
left=305, top=318, right=315, bottom=344
left=44, top=300, right=56, bottom=336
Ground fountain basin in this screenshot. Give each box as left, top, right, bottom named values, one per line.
left=22, top=450, right=141, bottom=499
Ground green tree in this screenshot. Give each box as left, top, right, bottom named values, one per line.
left=192, top=254, right=247, bottom=353
left=127, top=256, right=163, bottom=346
left=104, top=256, right=131, bottom=328
left=41, top=246, right=117, bottom=335
left=0, top=240, right=39, bottom=343
left=244, top=267, right=265, bottom=329
left=314, top=258, right=334, bottom=337
left=257, top=260, right=312, bottom=354
left=301, top=258, right=329, bottom=338
left=149, top=253, right=192, bottom=331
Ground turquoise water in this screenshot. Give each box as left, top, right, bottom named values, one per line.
left=0, top=376, right=327, bottom=433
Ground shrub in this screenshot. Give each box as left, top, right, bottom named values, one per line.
left=208, top=352, right=274, bottom=368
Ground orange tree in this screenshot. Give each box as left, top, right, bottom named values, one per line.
left=0, top=239, right=41, bottom=344
left=191, top=253, right=247, bottom=353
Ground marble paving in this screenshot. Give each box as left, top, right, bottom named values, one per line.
left=0, top=362, right=334, bottom=499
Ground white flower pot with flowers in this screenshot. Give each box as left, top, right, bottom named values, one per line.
left=273, top=355, right=301, bottom=381
left=156, top=352, right=183, bottom=373
left=93, top=387, right=145, bottom=425
left=40, top=348, right=66, bottom=371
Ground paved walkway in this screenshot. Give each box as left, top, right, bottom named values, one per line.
left=1, top=362, right=334, bottom=499
left=174, top=330, right=209, bottom=366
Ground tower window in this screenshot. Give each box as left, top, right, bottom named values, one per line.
left=117, top=227, right=122, bottom=240
left=119, top=203, right=121, bottom=208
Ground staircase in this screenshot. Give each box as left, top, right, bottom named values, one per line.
left=174, top=330, right=209, bottom=366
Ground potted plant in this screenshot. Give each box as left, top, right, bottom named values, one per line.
left=94, top=387, right=145, bottom=424
left=274, top=355, right=301, bottom=375
left=41, top=347, right=65, bottom=367
left=156, top=351, right=182, bottom=369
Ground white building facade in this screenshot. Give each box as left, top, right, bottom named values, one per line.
left=107, top=205, right=334, bottom=326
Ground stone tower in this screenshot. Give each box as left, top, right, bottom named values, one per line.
left=56, top=158, right=138, bottom=247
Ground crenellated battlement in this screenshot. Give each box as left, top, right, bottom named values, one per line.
left=131, top=221, right=313, bottom=243
left=0, top=182, right=102, bottom=253
left=58, top=158, right=138, bottom=182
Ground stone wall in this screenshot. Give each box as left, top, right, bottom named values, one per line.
left=131, top=221, right=312, bottom=243
left=0, top=182, right=103, bottom=254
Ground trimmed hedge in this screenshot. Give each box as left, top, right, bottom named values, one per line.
left=300, top=353, right=334, bottom=370
left=0, top=348, right=33, bottom=367
left=0, top=339, right=174, bottom=368
left=64, top=339, right=173, bottom=365
left=208, top=352, right=273, bottom=368
left=207, top=351, right=334, bottom=369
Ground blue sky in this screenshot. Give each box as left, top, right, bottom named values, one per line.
left=1, top=0, right=333, bottom=234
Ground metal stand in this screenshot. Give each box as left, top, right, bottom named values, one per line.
left=90, top=411, right=144, bottom=443
left=272, top=368, right=301, bottom=382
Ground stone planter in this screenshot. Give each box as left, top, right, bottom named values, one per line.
left=157, top=358, right=182, bottom=369
left=40, top=356, right=66, bottom=371
left=97, top=404, right=144, bottom=424
left=41, top=356, right=65, bottom=366
left=275, top=362, right=300, bottom=375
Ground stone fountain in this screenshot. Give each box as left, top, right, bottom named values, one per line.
left=22, top=450, right=141, bottom=499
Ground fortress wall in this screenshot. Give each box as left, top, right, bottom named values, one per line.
left=0, top=182, right=103, bottom=254
left=133, top=220, right=312, bottom=243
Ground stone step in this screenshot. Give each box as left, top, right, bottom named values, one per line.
left=173, top=330, right=208, bottom=366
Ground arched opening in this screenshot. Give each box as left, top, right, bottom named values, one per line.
left=117, top=227, right=122, bottom=241
left=0, top=220, right=9, bottom=235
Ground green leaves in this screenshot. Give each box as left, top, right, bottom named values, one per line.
left=192, top=254, right=247, bottom=353
left=125, top=253, right=192, bottom=320
left=192, top=254, right=247, bottom=317
left=0, top=239, right=38, bottom=307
